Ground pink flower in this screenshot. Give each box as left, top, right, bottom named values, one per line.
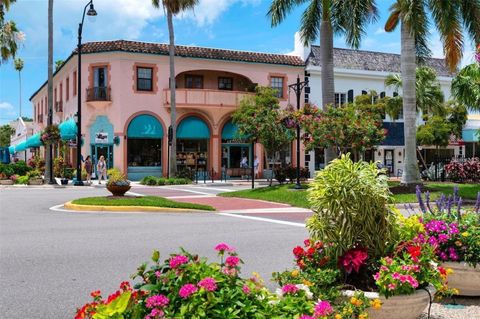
left=392, top=272, right=401, bottom=280
left=281, top=284, right=299, bottom=295
left=373, top=272, right=380, bottom=281
left=179, top=284, right=198, bottom=299
left=198, top=277, right=217, bottom=292
left=169, top=255, right=189, bottom=269
left=146, top=295, right=169, bottom=308
left=215, top=243, right=235, bottom=253
left=338, top=247, right=368, bottom=274
left=387, top=283, right=396, bottom=290
left=380, top=266, right=388, bottom=272
left=314, top=300, right=333, bottom=317
left=225, top=256, right=240, bottom=268
left=242, top=285, right=251, bottom=295
left=222, top=267, right=238, bottom=276
left=145, top=308, right=164, bottom=319
left=154, top=271, right=162, bottom=278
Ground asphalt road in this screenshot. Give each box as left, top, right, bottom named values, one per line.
left=0, top=186, right=307, bottom=319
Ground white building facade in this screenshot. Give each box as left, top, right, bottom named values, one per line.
left=293, top=34, right=464, bottom=176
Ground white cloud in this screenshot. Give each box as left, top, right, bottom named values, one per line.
left=0, top=101, right=14, bottom=111
left=374, top=27, right=385, bottom=35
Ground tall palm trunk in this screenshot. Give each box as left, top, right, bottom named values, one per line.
left=18, top=69, right=21, bottom=117
left=400, top=22, right=421, bottom=186
left=45, top=0, right=54, bottom=183
left=320, top=19, right=336, bottom=164
left=167, top=8, right=177, bottom=178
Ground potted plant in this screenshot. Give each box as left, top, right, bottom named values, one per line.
left=40, top=124, right=61, bottom=145
left=106, top=168, right=131, bottom=196
left=27, top=169, right=43, bottom=185
left=412, top=189, right=480, bottom=296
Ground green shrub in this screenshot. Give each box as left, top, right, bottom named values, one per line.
left=16, top=175, right=29, bottom=184
left=174, top=178, right=191, bottom=185
left=156, top=177, right=166, bottom=185
left=72, top=168, right=87, bottom=181
left=307, top=154, right=398, bottom=260
left=165, top=178, right=175, bottom=185
left=0, top=163, right=14, bottom=178
left=140, top=176, right=158, bottom=186
left=12, top=161, right=31, bottom=176
left=26, top=169, right=42, bottom=179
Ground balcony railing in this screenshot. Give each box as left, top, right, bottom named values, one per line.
left=55, top=101, right=63, bottom=112
left=86, top=86, right=111, bottom=102
left=164, top=89, right=255, bottom=108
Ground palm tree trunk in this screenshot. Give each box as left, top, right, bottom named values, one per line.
left=167, top=9, right=177, bottom=178
left=18, top=70, right=21, bottom=117
left=320, top=19, right=336, bottom=165
left=45, top=0, right=54, bottom=184
left=400, top=22, right=421, bottom=186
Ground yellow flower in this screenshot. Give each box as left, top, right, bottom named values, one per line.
left=462, top=232, right=469, bottom=237
left=291, top=270, right=299, bottom=277
left=452, top=288, right=460, bottom=295
left=455, top=241, right=463, bottom=247
left=334, top=314, right=342, bottom=319
left=446, top=268, right=453, bottom=275
left=303, top=279, right=313, bottom=287
left=350, top=297, right=363, bottom=307
left=370, top=298, right=382, bottom=310
left=358, top=313, right=368, bottom=319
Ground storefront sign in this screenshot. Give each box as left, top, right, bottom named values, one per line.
left=95, top=132, right=108, bottom=144
left=222, top=138, right=248, bottom=144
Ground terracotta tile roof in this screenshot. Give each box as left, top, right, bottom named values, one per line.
left=308, top=46, right=454, bottom=77
left=76, top=40, right=305, bottom=67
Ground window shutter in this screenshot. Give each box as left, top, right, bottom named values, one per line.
left=380, top=91, right=386, bottom=98
left=361, top=90, right=367, bottom=95
left=347, top=90, right=354, bottom=103
left=393, top=92, right=398, bottom=97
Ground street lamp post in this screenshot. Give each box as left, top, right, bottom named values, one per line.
left=74, top=1, right=97, bottom=186
left=288, top=75, right=308, bottom=190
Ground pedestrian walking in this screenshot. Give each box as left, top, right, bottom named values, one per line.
left=84, top=155, right=93, bottom=184
left=96, top=155, right=107, bottom=184
left=254, top=156, right=259, bottom=178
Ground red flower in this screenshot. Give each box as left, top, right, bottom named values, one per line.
left=120, top=281, right=131, bottom=291
left=407, top=245, right=422, bottom=262
left=90, top=290, right=101, bottom=298
left=293, top=246, right=305, bottom=257
left=338, top=248, right=368, bottom=274
left=307, top=247, right=316, bottom=257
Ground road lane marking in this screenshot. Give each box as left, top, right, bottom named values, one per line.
left=220, top=208, right=311, bottom=214
left=218, top=212, right=306, bottom=227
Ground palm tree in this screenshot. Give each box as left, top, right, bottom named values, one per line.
left=385, top=0, right=480, bottom=186
left=0, top=0, right=24, bottom=64
left=268, top=0, right=378, bottom=165
left=152, top=0, right=199, bottom=178
left=452, top=63, right=480, bottom=111
left=45, top=0, right=54, bottom=184
left=385, top=66, right=444, bottom=117
left=14, top=57, right=23, bottom=116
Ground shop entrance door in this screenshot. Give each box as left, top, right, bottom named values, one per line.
left=91, top=144, right=113, bottom=175
left=222, top=144, right=250, bottom=176
left=384, top=149, right=394, bottom=175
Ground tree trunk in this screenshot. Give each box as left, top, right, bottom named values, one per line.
left=45, top=0, right=54, bottom=184
left=167, top=9, right=177, bottom=178
left=400, top=22, right=421, bottom=186
left=320, top=19, right=336, bottom=165
left=18, top=70, right=22, bottom=117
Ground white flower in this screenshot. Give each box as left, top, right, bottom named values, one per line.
left=275, top=288, right=283, bottom=298
left=295, top=284, right=313, bottom=299
left=430, top=261, right=438, bottom=269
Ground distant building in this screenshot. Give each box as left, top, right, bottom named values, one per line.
left=9, top=117, right=34, bottom=162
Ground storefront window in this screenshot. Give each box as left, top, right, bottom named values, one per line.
left=127, top=138, right=162, bottom=167
left=176, top=139, right=208, bottom=171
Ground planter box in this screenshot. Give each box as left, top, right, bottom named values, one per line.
left=0, top=179, right=14, bottom=185
left=106, top=184, right=131, bottom=196
left=28, top=178, right=44, bottom=185
left=343, top=285, right=434, bottom=319
left=442, top=261, right=480, bottom=296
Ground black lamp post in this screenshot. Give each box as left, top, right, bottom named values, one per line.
left=74, top=1, right=97, bottom=186
left=288, top=75, right=308, bottom=190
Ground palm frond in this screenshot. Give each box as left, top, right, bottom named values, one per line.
left=299, top=0, right=322, bottom=45
left=452, top=63, right=480, bottom=111
left=268, top=0, right=308, bottom=27
left=333, top=0, right=378, bottom=49
left=459, top=0, right=480, bottom=44
left=398, top=0, right=431, bottom=60
left=384, top=73, right=402, bottom=92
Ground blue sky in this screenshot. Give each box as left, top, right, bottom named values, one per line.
left=0, top=0, right=478, bottom=125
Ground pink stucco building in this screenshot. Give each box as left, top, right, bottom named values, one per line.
left=29, top=40, right=305, bottom=180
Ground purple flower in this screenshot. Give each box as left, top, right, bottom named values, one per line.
left=416, top=185, right=426, bottom=214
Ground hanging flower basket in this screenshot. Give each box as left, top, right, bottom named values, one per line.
left=41, top=124, right=61, bottom=145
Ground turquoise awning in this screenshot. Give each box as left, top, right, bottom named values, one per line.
left=8, top=145, right=14, bottom=153
left=221, top=120, right=249, bottom=140
left=25, top=133, right=41, bottom=148
left=462, top=129, right=479, bottom=142
left=15, top=141, right=26, bottom=152
left=127, top=114, right=163, bottom=138
left=177, top=116, right=210, bottom=139
left=59, top=118, right=78, bottom=140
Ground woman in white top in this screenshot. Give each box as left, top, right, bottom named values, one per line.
left=96, top=155, right=107, bottom=184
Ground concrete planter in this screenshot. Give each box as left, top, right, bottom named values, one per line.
left=0, top=179, right=14, bottom=185
left=442, top=261, right=480, bottom=296
left=28, top=178, right=44, bottom=185
left=106, top=184, right=131, bottom=196
left=343, top=285, right=434, bottom=319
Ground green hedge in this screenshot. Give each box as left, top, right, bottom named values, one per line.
left=140, top=176, right=192, bottom=186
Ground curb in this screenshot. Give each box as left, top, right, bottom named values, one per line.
left=63, top=201, right=211, bottom=213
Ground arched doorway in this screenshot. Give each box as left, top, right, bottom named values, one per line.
left=221, top=120, right=251, bottom=176
left=176, top=116, right=210, bottom=173
left=127, top=114, right=163, bottom=180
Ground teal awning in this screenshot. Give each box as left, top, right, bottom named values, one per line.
left=177, top=116, right=210, bottom=139
left=222, top=120, right=249, bottom=140
left=15, top=141, right=26, bottom=152
left=59, top=118, right=78, bottom=140
left=463, top=128, right=479, bottom=142
left=25, top=133, right=42, bottom=148
left=127, top=114, right=163, bottom=138
left=8, top=145, right=14, bottom=153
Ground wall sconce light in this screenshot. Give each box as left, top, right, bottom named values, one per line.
left=113, top=136, right=120, bottom=146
